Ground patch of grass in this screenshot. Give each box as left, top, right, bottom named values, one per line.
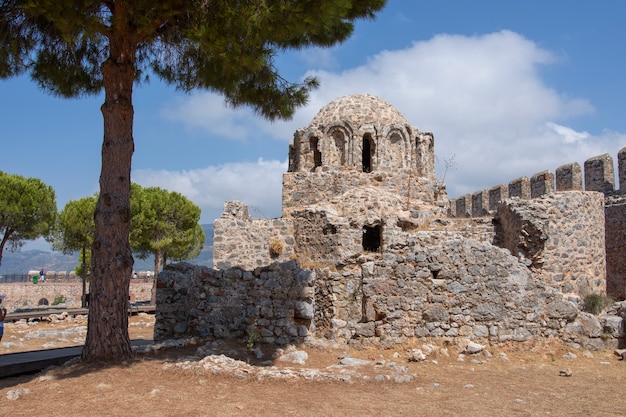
left=582, top=293, right=612, bottom=315
left=52, top=295, right=67, bottom=306
left=269, top=239, right=284, bottom=256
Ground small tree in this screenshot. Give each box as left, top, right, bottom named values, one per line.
left=53, top=196, right=97, bottom=307
left=164, top=223, right=204, bottom=267
left=0, top=171, right=57, bottom=266
left=130, top=184, right=204, bottom=304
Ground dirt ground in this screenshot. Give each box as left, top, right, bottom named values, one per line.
left=1, top=314, right=626, bottom=417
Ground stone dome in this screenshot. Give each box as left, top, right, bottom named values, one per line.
left=310, top=94, right=410, bottom=128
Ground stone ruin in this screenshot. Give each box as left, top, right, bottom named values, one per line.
left=155, top=94, right=626, bottom=351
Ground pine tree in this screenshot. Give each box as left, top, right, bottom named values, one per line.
left=0, top=0, right=387, bottom=360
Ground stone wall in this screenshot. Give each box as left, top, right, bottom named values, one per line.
left=495, top=192, right=606, bottom=296
left=156, top=238, right=624, bottom=351
left=606, top=195, right=626, bottom=299
left=450, top=148, right=626, bottom=300
left=155, top=262, right=314, bottom=344
left=0, top=281, right=152, bottom=312
left=213, top=201, right=295, bottom=270
left=170, top=96, right=626, bottom=352
left=282, top=170, right=447, bottom=217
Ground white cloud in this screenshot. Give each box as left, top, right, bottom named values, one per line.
left=546, top=122, right=590, bottom=144
left=133, top=158, right=287, bottom=223
left=158, top=30, right=626, bottom=204
left=160, top=93, right=281, bottom=141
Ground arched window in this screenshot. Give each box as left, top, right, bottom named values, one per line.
left=362, top=133, right=375, bottom=173
left=310, top=137, right=322, bottom=171
left=332, top=130, right=346, bottom=166
left=389, top=132, right=404, bottom=169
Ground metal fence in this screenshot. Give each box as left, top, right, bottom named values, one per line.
left=0, top=274, right=84, bottom=284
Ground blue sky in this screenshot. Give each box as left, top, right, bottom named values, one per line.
left=2, top=1, right=626, bottom=251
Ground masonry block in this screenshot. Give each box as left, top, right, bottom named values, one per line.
left=508, top=176, right=530, bottom=199
left=489, top=184, right=507, bottom=211
left=472, top=190, right=489, bottom=217
left=530, top=170, right=555, bottom=198
left=555, top=163, right=583, bottom=191
left=584, top=153, right=615, bottom=194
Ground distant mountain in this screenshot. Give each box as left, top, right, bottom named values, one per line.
left=0, top=224, right=214, bottom=275
left=0, top=249, right=79, bottom=275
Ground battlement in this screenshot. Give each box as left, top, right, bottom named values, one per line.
left=450, top=148, right=626, bottom=217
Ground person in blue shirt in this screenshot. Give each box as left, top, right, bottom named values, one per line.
left=0, top=303, right=6, bottom=342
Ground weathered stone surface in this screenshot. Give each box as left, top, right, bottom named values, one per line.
left=339, top=357, right=375, bottom=367
left=422, top=304, right=448, bottom=322
left=602, top=315, right=623, bottom=338
left=406, top=349, right=427, bottom=362
left=294, top=301, right=314, bottom=320
left=546, top=300, right=578, bottom=320
left=464, top=341, right=485, bottom=354
left=470, top=304, right=505, bottom=322
left=577, top=312, right=603, bottom=338
left=277, top=350, right=308, bottom=365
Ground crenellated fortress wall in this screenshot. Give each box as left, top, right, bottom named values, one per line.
left=450, top=151, right=625, bottom=216
left=449, top=148, right=626, bottom=299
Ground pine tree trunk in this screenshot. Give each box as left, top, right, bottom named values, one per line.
left=151, top=249, right=161, bottom=305
left=81, top=246, right=87, bottom=308
left=82, top=32, right=136, bottom=361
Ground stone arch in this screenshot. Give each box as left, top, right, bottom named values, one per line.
left=327, top=126, right=347, bottom=167
left=387, top=128, right=408, bottom=169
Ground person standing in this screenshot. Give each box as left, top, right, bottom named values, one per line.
left=39, top=268, right=45, bottom=283
left=0, top=302, right=6, bottom=343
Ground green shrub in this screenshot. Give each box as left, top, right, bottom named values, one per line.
left=246, top=331, right=260, bottom=350
left=52, top=295, right=67, bottom=306
left=582, top=293, right=612, bottom=315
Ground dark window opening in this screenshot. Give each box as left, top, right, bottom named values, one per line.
left=362, top=134, right=373, bottom=173
left=310, top=137, right=322, bottom=170
left=362, top=225, right=382, bottom=252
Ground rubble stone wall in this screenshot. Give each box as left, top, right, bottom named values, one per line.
left=495, top=192, right=606, bottom=296
left=450, top=149, right=626, bottom=299
left=282, top=170, right=447, bottom=216
left=213, top=201, right=295, bottom=270
left=157, top=243, right=624, bottom=351
left=155, top=262, right=315, bottom=344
